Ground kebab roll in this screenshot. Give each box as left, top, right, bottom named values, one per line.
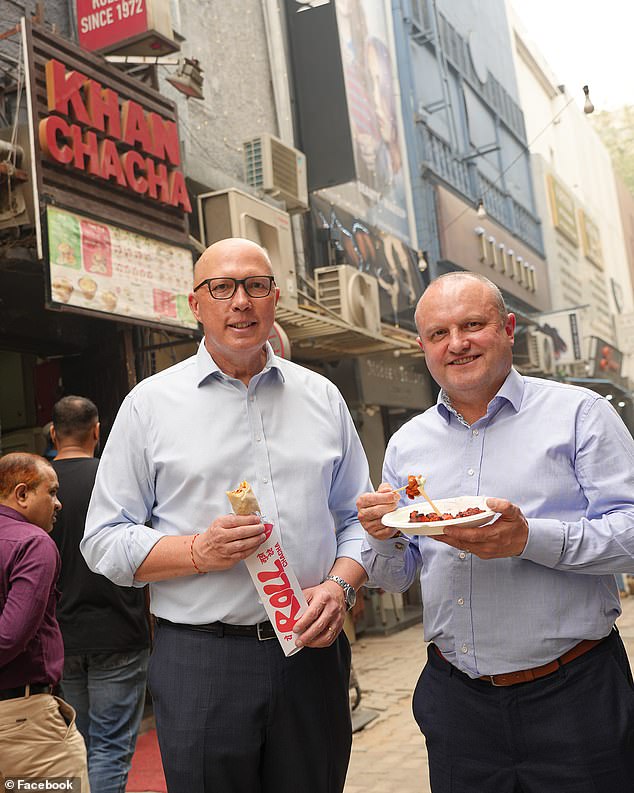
left=226, top=480, right=261, bottom=515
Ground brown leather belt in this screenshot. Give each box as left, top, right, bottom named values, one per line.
left=434, top=635, right=607, bottom=687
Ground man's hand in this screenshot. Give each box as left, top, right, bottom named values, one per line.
left=356, top=483, right=401, bottom=541
left=433, top=498, right=529, bottom=559
left=292, top=580, right=347, bottom=649
left=193, top=514, right=267, bottom=572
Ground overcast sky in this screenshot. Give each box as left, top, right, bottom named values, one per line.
left=510, top=0, right=634, bottom=112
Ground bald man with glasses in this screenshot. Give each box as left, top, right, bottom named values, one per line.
left=82, top=238, right=371, bottom=793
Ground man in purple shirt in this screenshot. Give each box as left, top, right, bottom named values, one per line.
left=0, top=452, right=89, bottom=789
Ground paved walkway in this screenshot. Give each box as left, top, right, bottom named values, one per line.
left=127, top=595, right=634, bottom=792
left=344, top=593, right=634, bottom=793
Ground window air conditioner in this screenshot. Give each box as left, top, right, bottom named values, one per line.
left=196, top=188, right=298, bottom=309
left=314, top=265, right=381, bottom=335
left=243, top=133, right=308, bottom=213
left=0, top=125, right=33, bottom=230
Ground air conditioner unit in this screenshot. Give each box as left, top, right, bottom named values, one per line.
left=243, top=133, right=308, bottom=213
left=0, top=125, right=34, bottom=230
left=523, top=329, right=555, bottom=375
left=197, top=188, right=298, bottom=309
left=314, top=265, right=381, bottom=335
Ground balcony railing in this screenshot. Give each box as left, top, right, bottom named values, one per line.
left=418, top=124, right=544, bottom=256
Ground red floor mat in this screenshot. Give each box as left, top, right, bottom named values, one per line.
left=126, top=728, right=167, bottom=792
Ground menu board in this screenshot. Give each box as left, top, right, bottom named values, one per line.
left=47, top=206, right=197, bottom=330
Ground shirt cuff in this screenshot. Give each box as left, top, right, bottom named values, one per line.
left=335, top=535, right=364, bottom=566
left=362, top=532, right=410, bottom=557
left=96, top=525, right=165, bottom=587
left=519, top=518, right=565, bottom=567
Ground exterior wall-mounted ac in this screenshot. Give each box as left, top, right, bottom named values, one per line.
left=0, top=125, right=34, bottom=230
left=197, top=188, right=298, bottom=310
left=243, top=133, right=308, bottom=213
left=314, top=265, right=381, bottom=335
left=517, top=329, right=555, bottom=375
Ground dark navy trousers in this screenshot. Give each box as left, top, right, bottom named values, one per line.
left=413, top=628, right=634, bottom=792
left=148, top=619, right=352, bottom=793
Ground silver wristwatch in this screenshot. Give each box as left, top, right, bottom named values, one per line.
left=325, top=575, right=357, bottom=610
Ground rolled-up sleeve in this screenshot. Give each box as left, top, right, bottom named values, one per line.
left=81, top=392, right=164, bottom=586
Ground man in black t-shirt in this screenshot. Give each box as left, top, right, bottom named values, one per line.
left=50, top=396, right=149, bottom=793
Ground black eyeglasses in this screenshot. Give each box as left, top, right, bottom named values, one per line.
left=193, top=275, right=276, bottom=300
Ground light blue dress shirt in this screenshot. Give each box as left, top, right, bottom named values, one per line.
left=362, top=368, right=634, bottom=677
left=82, top=341, right=372, bottom=626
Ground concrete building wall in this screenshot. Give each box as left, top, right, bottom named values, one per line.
left=509, top=9, right=633, bottom=352
left=164, top=0, right=279, bottom=194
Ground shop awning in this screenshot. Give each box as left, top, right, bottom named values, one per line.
left=275, top=304, right=422, bottom=362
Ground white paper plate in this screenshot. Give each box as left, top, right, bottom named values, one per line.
left=381, top=495, right=495, bottom=535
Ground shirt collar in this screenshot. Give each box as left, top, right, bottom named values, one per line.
left=436, top=367, right=523, bottom=425
left=0, top=504, right=28, bottom=523
left=195, top=339, right=285, bottom=386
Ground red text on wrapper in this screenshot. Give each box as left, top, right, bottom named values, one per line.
left=257, top=558, right=302, bottom=636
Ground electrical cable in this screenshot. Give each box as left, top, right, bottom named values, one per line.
left=440, top=93, right=576, bottom=235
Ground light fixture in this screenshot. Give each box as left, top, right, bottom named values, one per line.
left=583, top=85, right=594, bottom=115
left=618, top=401, right=626, bottom=408
left=606, top=394, right=613, bottom=401
left=166, top=58, right=205, bottom=100
left=476, top=198, right=487, bottom=218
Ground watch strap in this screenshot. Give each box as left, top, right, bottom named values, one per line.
left=325, top=574, right=355, bottom=609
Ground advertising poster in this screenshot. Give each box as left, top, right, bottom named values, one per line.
left=590, top=337, right=623, bottom=381
left=535, top=309, right=584, bottom=365
left=335, top=0, right=413, bottom=243
left=311, top=194, right=426, bottom=330
left=47, top=206, right=197, bottom=330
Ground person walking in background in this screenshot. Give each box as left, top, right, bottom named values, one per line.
left=50, top=395, right=150, bottom=793
left=0, top=452, right=89, bottom=789
left=82, top=238, right=370, bottom=793
left=357, top=272, right=634, bottom=792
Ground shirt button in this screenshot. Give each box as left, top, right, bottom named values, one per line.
left=459, top=551, right=466, bottom=560
left=262, top=477, right=269, bottom=483
left=457, top=597, right=465, bottom=606
left=472, top=428, right=479, bottom=436
left=467, top=468, right=475, bottom=476
left=256, top=437, right=262, bottom=443
left=461, top=644, right=469, bottom=653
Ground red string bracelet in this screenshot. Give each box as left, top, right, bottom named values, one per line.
left=190, top=533, right=204, bottom=575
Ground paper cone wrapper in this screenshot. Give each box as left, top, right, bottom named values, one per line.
left=244, top=522, right=308, bottom=657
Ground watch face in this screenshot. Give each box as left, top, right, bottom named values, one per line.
left=347, top=588, right=357, bottom=609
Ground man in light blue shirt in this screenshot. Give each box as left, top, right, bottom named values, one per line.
left=357, top=272, right=634, bottom=793
left=82, top=238, right=370, bottom=793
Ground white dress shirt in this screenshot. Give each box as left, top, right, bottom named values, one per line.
left=362, top=368, right=634, bottom=677
left=82, top=341, right=372, bottom=625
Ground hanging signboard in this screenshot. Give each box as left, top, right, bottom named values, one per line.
left=46, top=206, right=196, bottom=330
left=75, top=0, right=178, bottom=56
left=22, top=20, right=190, bottom=248
left=535, top=309, right=584, bottom=365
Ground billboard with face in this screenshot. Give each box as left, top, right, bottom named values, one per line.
left=284, top=0, right=415, bottom=245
